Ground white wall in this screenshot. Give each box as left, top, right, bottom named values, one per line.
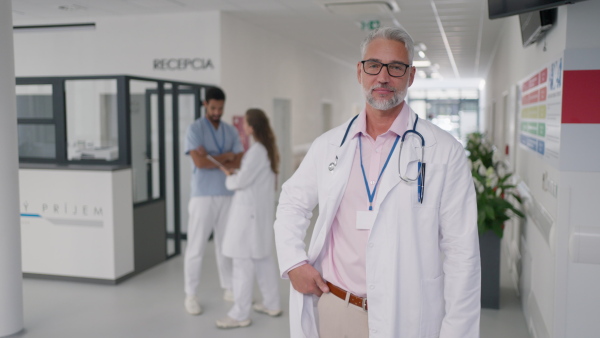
left=13, top=10, right=364, bottom=175
left=220, top=13, right=363, bottom=150
left=485, top=2, right=600, bottom=337
left=486, top=7, right=562, bottom=338
left=14, top=12, right=221, bottom=84
left=12, top=10, right=365, bottom=236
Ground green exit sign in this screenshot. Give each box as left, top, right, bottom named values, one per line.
left=361, top=20, right=380, bottom=31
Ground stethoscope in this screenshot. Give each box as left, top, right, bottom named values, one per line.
left=328, top=113, right=426, bottom=202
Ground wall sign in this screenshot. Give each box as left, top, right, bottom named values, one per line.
left=153, top=58, right=214, bottom=70
left=518, top=56, right=563, bottom=167
left=21, top=200, right=105, bottom=227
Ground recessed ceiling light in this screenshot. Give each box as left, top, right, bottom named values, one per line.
left=418, top=51, right=426, bottom=58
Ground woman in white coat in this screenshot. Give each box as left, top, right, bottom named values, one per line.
left=215, top=108, right=282, bottom=329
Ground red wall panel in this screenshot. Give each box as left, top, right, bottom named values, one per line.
left=562, top=69, right=600, bottom=124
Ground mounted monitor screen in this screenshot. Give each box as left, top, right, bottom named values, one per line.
left=520, top=8, right=557, bottom=47
left=488, top=0, right=586, bottom=19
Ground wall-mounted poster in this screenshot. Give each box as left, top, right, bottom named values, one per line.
left=518, top=55, right=563, bottom=168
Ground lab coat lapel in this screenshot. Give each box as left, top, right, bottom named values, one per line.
left=308, top=125, right=358, bottom=261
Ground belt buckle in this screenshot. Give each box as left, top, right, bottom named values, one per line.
left=362, top=297, right=368, bottom=311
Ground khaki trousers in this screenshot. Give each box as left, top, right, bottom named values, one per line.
left=317, top=291, right=369, bottom=338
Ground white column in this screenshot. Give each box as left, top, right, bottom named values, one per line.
left=0, top=1, right=25, bottom=336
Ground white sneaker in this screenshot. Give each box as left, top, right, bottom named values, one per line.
left=215, top=316, right=252, bottom=329
left=184, top=295, right=202, bottom=315
left=223, top=289, right=234, bottom=302
left=253, top=303, right=283, bottom=317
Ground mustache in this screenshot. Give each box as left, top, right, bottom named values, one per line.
left=370, top=84, right=396, bottom=92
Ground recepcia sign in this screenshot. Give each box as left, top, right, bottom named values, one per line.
left=153, top=57, right=214, bottom=71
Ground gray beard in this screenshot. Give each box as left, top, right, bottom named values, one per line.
left=365, top=86, right=406, bottom=110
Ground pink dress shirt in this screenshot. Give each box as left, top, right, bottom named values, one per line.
left=321, top=104, right=410, bottom=298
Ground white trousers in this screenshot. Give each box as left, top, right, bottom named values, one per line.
left=184, top=196, right=233, bottom=296
left=227, top=255, right=281, bottom=321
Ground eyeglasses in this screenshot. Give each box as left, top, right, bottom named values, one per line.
left=361, top=60, right=411, bottom=77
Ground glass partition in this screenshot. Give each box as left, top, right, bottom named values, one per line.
left=17, top=75, right=213, bottom=259
left=65, top=79, right=119, bottom=161
left=17, top=125, right=56, bottom=159
left=16, top=84, right=56, bottom=159
left=16, top=84, right=54, bottom=119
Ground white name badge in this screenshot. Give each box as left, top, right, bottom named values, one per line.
left=356, top=210, right=378, bottom=230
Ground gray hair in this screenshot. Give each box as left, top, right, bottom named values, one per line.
left=360, top=27, right=415, bottom=64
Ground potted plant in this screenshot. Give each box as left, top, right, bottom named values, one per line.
left=465, top=132, right=524, bottom=309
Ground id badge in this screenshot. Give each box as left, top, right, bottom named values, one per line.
left=356, top=210, right=378, bottom=230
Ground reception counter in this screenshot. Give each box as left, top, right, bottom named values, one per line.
left=19, top=164, right=134, bottom=284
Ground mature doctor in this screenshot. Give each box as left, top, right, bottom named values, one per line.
left=274, top=27, right=481, bottom=338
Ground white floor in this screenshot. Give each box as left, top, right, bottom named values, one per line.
left=10, top=241, right=531, bottom=338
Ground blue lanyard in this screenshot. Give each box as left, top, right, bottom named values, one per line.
left=359, top=134, right=400, bottom=210
left=204, top=118, right=225, bottom=154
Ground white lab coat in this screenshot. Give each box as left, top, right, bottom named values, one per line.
left=223, top=142, right=275, bottom=259
left=274, top=108, right=481, bottom=338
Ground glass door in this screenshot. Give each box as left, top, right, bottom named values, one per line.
left=164, top=85, right=200, bottom=257
left=130, top=79, right=167, bottom=271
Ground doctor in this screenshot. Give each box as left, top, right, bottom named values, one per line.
left=216, top=109, right=282, bottom=329
left=274, top=27, right=481, bottom=338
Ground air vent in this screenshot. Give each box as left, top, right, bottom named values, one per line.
left=13, top=23, right=96, bottom=33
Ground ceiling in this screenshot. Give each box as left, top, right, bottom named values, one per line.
left=11, top=0, right=508, bottom=80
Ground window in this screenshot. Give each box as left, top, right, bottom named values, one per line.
left=65, top=79, right=119, bottom=161
left=16, top=84, right=57, bottom=160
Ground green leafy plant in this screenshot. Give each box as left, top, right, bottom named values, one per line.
left=466, top=132, right=494, bottom=168
left=466, top=133, right=524, bottom=238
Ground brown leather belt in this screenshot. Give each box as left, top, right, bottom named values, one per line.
left=326, top=281, right=368, bottom=311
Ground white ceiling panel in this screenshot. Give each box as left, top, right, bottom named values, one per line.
left=11, top=0, right=509, bottom=79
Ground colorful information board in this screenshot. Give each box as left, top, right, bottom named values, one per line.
left=518, top=56, right=563, bottom=167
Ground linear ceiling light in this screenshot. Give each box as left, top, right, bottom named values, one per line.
left=430, top=0, right=460, bottom=78
left=413, top=60, right=432, bottom=68
left=13, top=23, right=96, bottom=33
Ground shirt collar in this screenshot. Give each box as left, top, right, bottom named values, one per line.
left=351, top=102, right=410, bottom=139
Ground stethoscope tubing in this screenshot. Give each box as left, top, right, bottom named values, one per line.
left=329, top=112, right=425, bottom=177
left=399, top=115, right=425, bottom=182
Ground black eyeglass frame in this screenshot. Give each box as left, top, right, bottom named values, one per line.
left=360, top=60, right=412, bottom=78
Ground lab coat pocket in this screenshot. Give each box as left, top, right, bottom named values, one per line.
left=411, top=163, right=446, bottom=209
left=420, top=274, right=445, bottom=338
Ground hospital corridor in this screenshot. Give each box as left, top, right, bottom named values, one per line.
left=1, top=0, right=599, bottom=337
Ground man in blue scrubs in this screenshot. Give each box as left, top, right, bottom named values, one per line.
left=183, top=87, right=244, bottom=315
